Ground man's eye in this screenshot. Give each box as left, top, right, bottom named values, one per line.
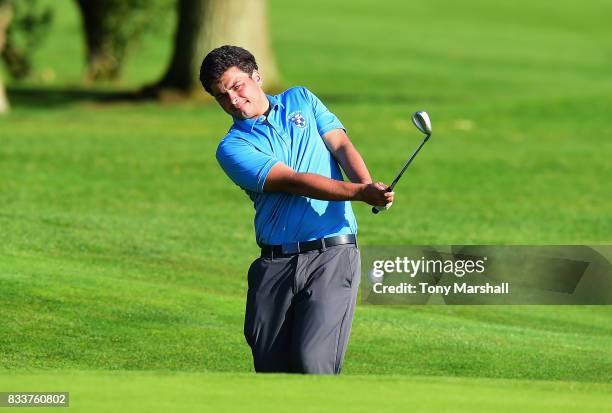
left=234, top=83, right=243, bottom=90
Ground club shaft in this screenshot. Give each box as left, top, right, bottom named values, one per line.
left=388, top=134, right=430, bottom=191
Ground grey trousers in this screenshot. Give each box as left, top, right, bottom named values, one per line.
left=244, top=244, right=361, bottom=374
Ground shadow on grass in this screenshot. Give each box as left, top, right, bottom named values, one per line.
left=6, top=85, right=154, bottom=108
left=6, top=85, right=445, bottom=109
left=5, top=83, right=218, bottom=108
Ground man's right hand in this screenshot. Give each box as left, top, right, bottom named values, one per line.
left=359, top=182, right=394, bottom=208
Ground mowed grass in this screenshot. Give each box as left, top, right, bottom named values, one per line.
left=1, top=0, right=612, bottom=410
left=1, top=372, right=611, bottom=413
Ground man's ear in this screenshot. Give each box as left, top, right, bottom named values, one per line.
left=252, top=70, right=262, bottom=86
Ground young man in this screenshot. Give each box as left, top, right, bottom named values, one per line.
left=200, top=45, right=393, bottom=374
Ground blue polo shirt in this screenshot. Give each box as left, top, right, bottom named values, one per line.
left=216, top=86, right=358, bottom=246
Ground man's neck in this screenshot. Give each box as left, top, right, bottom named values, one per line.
left=259, top=96, right=271, bottom=119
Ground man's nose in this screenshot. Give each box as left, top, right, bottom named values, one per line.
left=227, top=90, right=239, bottom=105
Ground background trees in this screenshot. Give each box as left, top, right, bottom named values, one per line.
left=74, top=0, right=169, bottom=81
left=1, top=0, right=281, bottom=101
left=152, top=0, right=281, bottom=97
left=0, top=0, right=11, bottom=113
left=1, top=0, right=52, bottom=80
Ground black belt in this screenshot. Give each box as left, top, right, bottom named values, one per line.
left=260, top=234, right=357, bottom=258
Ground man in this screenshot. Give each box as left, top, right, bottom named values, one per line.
left=200, top=45, right=393, bottom=374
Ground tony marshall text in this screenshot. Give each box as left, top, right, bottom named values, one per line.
left=372, top=282, right=509, bottom=295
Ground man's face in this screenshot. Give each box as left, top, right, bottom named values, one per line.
left=211, top=66, right=268, bottom=119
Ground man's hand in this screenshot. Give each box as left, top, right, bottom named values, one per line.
left=358, top=182, right=394, bottom=209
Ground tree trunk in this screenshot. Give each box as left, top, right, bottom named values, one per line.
left=0, top=1, right=12, bottom=114
left=153, top=0, right=281, bottom=97
left=74, top=0, right=121, bottom=81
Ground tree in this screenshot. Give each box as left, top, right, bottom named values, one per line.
left=150, top=0, right=281, bottom=98
left=74, top=0, right=166, bottom=81
left=1, top=0, right=53, bottom=80
left=0, top=0, right=12, bottom=114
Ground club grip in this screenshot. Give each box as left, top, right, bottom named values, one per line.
left=372, top=186, right=394, bottom=214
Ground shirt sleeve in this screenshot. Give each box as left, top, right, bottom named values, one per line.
left=216, top=136, right=278, bottom=193
left=302, top=87, right=345, bottom=136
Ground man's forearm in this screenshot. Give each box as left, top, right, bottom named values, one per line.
left=273, top=171, right=365, bottom=201
left=334, top=143, right=372, bottom=184
left=263, top=162, right=393, bottom=206
left=322, top=129, right=372, bottom=184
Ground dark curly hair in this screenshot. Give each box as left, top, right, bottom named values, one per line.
left=200, top=45, right=258, bottom=95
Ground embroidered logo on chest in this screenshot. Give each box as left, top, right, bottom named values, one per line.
left=288, top=111, right=307, bottom=128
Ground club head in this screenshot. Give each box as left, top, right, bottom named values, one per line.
left=412, top=111, right=432, bottom=135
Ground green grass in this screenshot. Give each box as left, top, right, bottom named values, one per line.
left=2, top=372, right=611, bottom=413
left=1, top=0, right=612, bottom=410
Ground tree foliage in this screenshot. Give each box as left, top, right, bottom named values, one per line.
left=1, top=0, right=52, bottom=80
left=75, top=0, right=171, bottom=81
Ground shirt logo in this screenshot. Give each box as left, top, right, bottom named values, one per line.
left=288, top=112, right=307, bottom=128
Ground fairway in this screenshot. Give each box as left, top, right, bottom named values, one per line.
left=2, top=371, right=611, bottom=413
left=1, top=0, right=611, bottom=411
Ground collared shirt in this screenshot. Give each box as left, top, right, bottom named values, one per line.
left=216, top=86, right=358, bottom=245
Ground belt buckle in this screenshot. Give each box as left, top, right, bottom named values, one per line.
left=282, top=242, right=300, bottom=255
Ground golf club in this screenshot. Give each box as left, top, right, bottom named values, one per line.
left=372, top=111, right=433, bottom=214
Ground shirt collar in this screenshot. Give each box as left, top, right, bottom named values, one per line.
left=232, top=95, right=284, bottom=132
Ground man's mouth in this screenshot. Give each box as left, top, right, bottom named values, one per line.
left=233, top=100, right=248, bottom=111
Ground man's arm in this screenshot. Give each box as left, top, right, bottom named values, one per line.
left=263, top=162, right=393, bottom=207
left=322, top=129, right=372, bottom=184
